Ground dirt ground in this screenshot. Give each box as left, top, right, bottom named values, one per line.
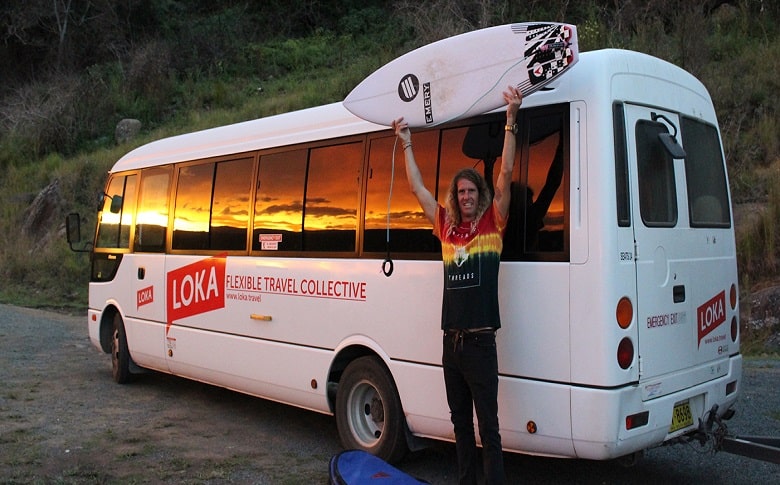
left=0, top=305, right=346, bottom=484
left=1, top=304, right=779, bottom=484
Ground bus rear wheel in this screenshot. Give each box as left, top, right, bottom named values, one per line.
left=111, top=313, right=132, bottom=384
left=335, top=356, right=408, bottom=463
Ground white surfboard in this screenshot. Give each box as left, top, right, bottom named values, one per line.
left=343, top=22, right=578, bottom=128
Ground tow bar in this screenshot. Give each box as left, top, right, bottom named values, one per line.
left=688, top=404, right=780, bottom=464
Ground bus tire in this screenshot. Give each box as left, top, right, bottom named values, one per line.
left=335, top=356, right=408, bottom=463
left=111, top=313, right=132, bottom=384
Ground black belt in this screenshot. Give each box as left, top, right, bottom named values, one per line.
left=444, top=327, right=496, bottom=336
left=445, top=328, right=496, bottom=351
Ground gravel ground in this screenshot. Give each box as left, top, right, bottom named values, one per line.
left=0, top=303, right=778, bottom=484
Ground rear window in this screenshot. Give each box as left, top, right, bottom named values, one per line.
left=636, top=120, right=677, bottom=227
left=681, top=118, right=731, bottom=227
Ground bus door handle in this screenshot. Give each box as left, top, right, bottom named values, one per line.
left=673, top=285, right=685, bottom=303
left=138, top=267, right=146, bottom=280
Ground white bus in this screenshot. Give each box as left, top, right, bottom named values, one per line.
left=67, top=48, right=741, bottom=463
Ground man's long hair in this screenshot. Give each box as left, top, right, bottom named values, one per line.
left=444, top=167, right=492, bottom=227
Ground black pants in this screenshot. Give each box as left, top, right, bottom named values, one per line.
left=442, top=330, right=504, bottom=485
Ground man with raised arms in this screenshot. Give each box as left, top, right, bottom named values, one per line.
left=392, top=86, right=522, bottom=485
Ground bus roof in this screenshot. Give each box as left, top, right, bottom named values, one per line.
left=110, top=49, right=711, bottom=173
left=111, top=101, right=385, bottom=172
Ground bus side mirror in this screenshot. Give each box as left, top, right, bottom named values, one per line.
left=658, top=132, right=686, bottom=159
left=66, top=213, right=90, bottom=253
left=110, top=195, right=123, bottom=214
left=651, top=112, right=686, bottom=159
left=98, top=192, right=123, bottom=213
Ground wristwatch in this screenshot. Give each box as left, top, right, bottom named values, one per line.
left=504, top=123, right=518, bottom=134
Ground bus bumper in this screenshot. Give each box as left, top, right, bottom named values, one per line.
left=569, top=354, right=742, bottom=460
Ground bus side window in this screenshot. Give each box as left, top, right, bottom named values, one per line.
left=253, top=150, right=306, bottom=252
left=134, top=166, right=171, bottom=252
left=681, top=118, right=730, bottom=228
left=364, top=131, right=440, bottom=254
left=173, top=162, right=214, bottom=250
left=96, top=174, right=136, bottom=249
left=636, top=121, right=677, bottom=227
left=524, top=128, right=564, bottom=253
left=613, top=103, right=631, bottom=227
left=211, top=158, right=253, bottom=250
left=172, top=157, right=253, bottom=251
left=304, top=142, right=362, bottom=252
left=503, top=110, right=567, bottom=260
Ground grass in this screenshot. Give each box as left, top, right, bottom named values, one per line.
left=740, top=325, right=780, bottom=357
left=1, top=428, right=42, bottom=469
left=737, top=163, right=780, bottom=296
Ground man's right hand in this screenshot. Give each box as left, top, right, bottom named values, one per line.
left=391, top=117, right=411, bottom=145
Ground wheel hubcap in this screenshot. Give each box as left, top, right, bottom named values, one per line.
left=349, top=381, right=384, bottom=445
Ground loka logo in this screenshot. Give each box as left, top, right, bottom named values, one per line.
left=166, top=254, right=226, bottom=333
left=398, top=74, right=420, bottom=102
left=697, top=290, right=726, bottom=347
left=137, top=285, right=154, bottom=309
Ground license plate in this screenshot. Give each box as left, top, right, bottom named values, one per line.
left=670, top=400, right=693, bottom=432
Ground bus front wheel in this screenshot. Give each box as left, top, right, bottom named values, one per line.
left=335, top=356, right=408, bottom=463
left=111, top=313, right=132, bottom=384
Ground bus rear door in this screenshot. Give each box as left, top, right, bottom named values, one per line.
left=623, top=104, right=731, bottom=385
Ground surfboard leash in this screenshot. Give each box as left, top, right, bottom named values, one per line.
left=382, top=137, right=398, bottom=277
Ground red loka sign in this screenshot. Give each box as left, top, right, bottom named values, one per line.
left=697, top=290, right=726, bottom=347
left=166, top=255, right=226, bottom=332
left=137, top=285, right=154, bottom=308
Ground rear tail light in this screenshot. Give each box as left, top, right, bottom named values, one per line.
left=617, top=337, right=634, bottom=369
left=729, top=283, right=737, bottom=310
left=730, top=315, right=738, bottom=342
left=616, top=297, right=634, bottom=369
left=616, top=297, right=633, bottom=329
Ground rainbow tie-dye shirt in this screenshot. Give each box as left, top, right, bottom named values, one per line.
left=433, top=202, right=507, bottom=330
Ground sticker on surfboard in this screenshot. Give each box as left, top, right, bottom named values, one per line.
left=343, top=22, right=578, bottom=128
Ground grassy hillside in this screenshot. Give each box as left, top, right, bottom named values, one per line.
left=0, top=1, right=778, bottom=326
